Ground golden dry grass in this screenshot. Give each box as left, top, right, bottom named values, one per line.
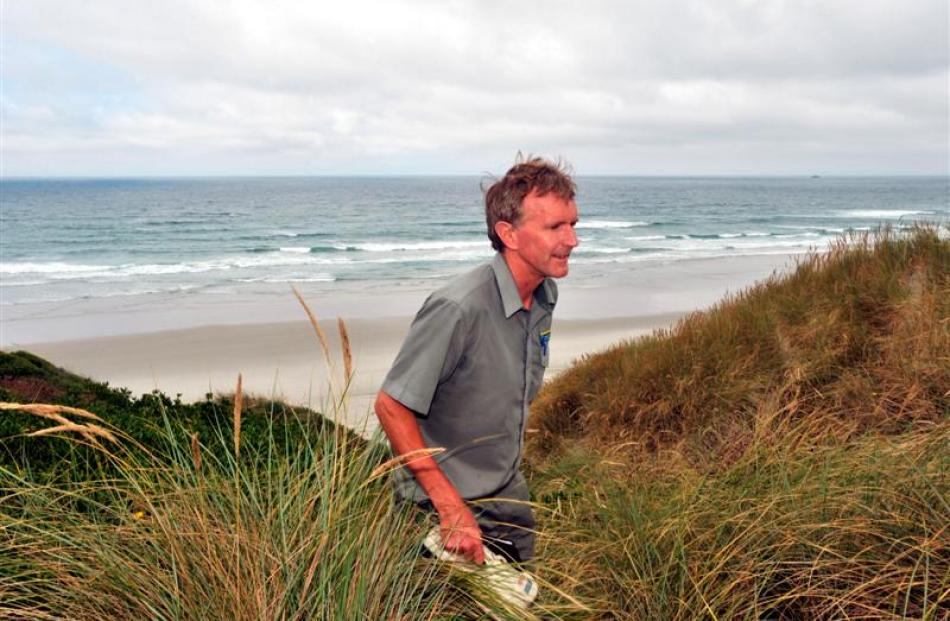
left=529, top=226, right=949, bottom=467
left=0, top=402, right=118, bottom=445
left=525, top=226, right=950, bottom=619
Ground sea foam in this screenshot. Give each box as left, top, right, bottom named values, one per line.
left=837, top=209, right=931, bottom=218
left=577, top=220, right=650, bottom=229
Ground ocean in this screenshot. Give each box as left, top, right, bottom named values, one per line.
left=1, top=176, right=947, bottom=307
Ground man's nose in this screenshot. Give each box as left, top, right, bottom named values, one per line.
left=564, top=226, right=579, bottom=248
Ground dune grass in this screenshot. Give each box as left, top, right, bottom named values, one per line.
left=1, top=226, right=947, bottom=619
left=529, top=415, right=948, bottom=619
left=1, top=402, right=444, bottom=619
left=525, top=225, right=949, bottom=619
left=529, top=226, right=947, bottom=462
left=0, top=306, right=578, bottom=620
left=1, top=399, right=593, bottom=620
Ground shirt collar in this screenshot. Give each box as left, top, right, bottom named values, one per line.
left=491, top=252, right=555, bottom=318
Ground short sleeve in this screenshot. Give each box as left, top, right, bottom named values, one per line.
left=544, top=277, right=558, bottom=307
left=381, top=295, right=466, bottom=416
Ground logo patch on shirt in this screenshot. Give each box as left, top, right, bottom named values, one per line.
left=539, top=329, right=551, bottom=357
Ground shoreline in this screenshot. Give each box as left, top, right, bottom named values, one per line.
left=2, top=252, right=801, bottom=344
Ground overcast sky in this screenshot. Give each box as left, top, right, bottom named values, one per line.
left=2, top=0, right=948, bottom=176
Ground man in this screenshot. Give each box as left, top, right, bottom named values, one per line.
left=374, top=157, right=579, bottom=565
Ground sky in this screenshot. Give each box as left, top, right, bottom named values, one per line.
left=2, top=0, right=948, bottom=177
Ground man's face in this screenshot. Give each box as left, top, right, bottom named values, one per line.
left=507, top=190, right=579, bottom=279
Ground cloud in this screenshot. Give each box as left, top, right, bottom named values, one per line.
left=2, top=0, right=947, bottom=175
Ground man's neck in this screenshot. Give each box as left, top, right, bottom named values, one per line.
left=502, top=251, right=544, bottom=310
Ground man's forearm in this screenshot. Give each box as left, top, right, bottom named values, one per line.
left=373, top=390, right=465, bottom=511
left=375, top=390, right=485, bottom=563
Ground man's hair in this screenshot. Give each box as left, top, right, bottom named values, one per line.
left=484, top=156, right=576, bottom=252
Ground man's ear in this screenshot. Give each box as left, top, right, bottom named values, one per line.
left=494, top=221, right=518, bottom=251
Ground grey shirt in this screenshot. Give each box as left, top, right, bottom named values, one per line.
left=382, top=252, right=557, bottom=501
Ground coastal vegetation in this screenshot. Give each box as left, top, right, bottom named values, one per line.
left=1, top=226, right=948, bottom=619
left=527, top=225, right=949, bottom=618
left=0, top=345, right=550, bottom=619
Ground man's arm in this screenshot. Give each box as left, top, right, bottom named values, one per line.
left=374, top=390, right=484, bottom=564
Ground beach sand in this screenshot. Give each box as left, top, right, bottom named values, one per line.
left=17, top=313, right=682, bottom=435
left=5, top=253, right=802, bottom=435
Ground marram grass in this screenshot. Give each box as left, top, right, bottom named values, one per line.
left=526, top=225, right=950, bottom=619
left=0, top=304, right=579, bottom=620
left=529, top=420, right=949, bottom=619
left=0, top=399, right=585, bottom=620
left=529, top=225, right=949, bottom=459
left=0, top=400, right=451, bottom=620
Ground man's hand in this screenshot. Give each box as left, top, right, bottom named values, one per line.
left=438, top=502, right=485, bottom=564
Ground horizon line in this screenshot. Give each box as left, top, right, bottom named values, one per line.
left=3, top=173, right=949, bottom=181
